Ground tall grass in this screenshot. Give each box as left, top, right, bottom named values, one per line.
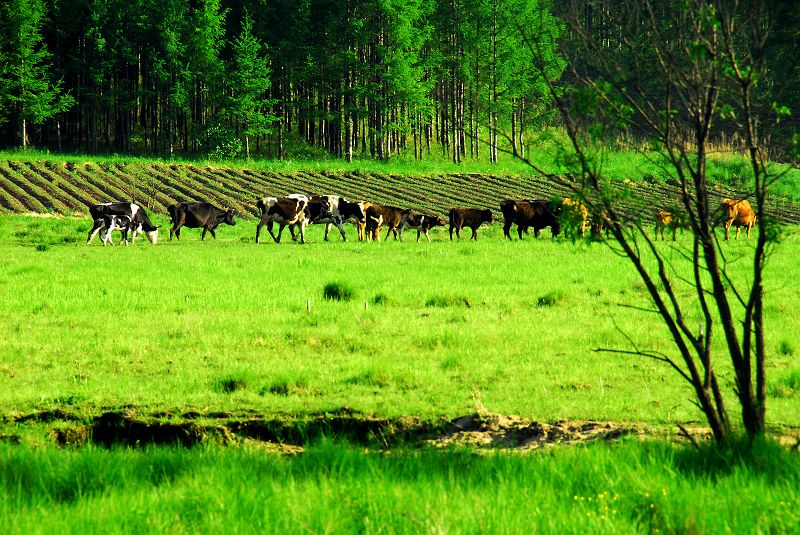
left=0, top=439, right=797, bottom=533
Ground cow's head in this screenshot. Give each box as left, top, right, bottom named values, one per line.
left=223, top=208, right=237, bottom=226
left=482, top=209, right=493, bottom=224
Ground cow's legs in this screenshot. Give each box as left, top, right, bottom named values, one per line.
left=256, top=219, right=266, bottom=243
left=504, top=222, right=513, bottom=240
left=267, top=221, right=280, bottom=243
left=87, top=219, right=104, bottom=244
left=335, top=220, right=347, bottom=241
left=324, top=223, right=332, bottom=241
left=170, top=223, right=182, bottom=241
left=208, top=227, right=217, bottom=239
left=385, top=227, right=393, bottom=241
left=470, top=226, right=478, bottom=240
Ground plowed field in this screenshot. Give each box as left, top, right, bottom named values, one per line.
left=1, top=160, right=798, bottom=224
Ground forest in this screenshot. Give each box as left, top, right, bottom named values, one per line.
left=0, top=0, right=797, bottom=162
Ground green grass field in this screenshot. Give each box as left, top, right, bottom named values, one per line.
left=2, top=204, right=799, bottom=531
left=1, top=214, right=798, bottom=429
left=1, top=439, right=798, bottom=533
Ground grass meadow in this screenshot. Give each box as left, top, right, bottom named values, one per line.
left=0, top=439, right=798, bottom=533
left=1, top=214, right=799, bottom=427
left=1, top=213, right=799, bottom=532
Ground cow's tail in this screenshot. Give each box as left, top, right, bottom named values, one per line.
left=167, top=204, right=178, bottom=223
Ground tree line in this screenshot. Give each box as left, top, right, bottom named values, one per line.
left=0, top=0, right=796, bottom=162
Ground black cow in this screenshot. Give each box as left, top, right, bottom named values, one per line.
left=255, top=196, right=309, bottom=244
left=449, top=207, right=492, bottom=240
left=406, top=213, right=447, bottom=242
left=168, top=202, right=236, bottom=241
left=87, top=202, right=159, bottom=244
left=500, top=199, right=560, bottom=239
left=365, top=205, right=413, bottom=242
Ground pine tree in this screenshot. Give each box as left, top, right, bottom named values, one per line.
left=229, top=13, right=275, bottom=159
left=0, top=0, right=74, bottom=149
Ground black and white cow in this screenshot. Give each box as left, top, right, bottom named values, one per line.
left=406, top=212, right=448, bottom=242
left=303, top=195, right=366, bottom=241
left=98, top=215, right=134, bottom=246
left=87, top=202, right=159, bottom=245
left=167, top=202, right=236, bottom=240
left=255, top=195, right=309, bottom=244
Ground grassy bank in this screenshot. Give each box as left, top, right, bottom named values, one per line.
left=0, top=439, right=798, bottom=533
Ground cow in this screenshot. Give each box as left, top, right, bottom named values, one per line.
left=560, top=198, right=589, bottom=239
left=98, top=215, right=134, bottom=246
left=168, top=202, right=236, bottom=241
left=406, top=212, right=448, bottom=242
left=654, top=210, right=688, bottom=241
left=365, top=205, right=413, bottom=242
left=449, top=207, right=493, bottom=240
left=255, top=195, right=309, bottom=244
left=500, top=199, right=559, bottom=239
left=720, top=198, right=756, bottom=240
left=355, top=202, right=374, bottom=241
left=302, top=195, right=366, bottom=241
left=87, top=202, right=159, bottom=245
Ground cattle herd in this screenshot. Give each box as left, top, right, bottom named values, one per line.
left=85, top=194, right=758, bottom=246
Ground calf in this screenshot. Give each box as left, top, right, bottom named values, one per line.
left=406, top=212, right=447, bottom=242
left=168, top=202, right=236, bottom=241
left=255, top=196, right=309, bottom=244
left=87, top=202, right=158, bottom=245
left=98, top=215, right=134, bottom=246
left=720, top=198, right=756, bottom=240
left=355, top=202, right=374, bottom=241
left=654, top=210, right=688, bottom=241
left=449, top=207, right=493, bottom=240
left=500, top=199, right=559, bottom=239
left=561, top=198, right=589, bottom=239
left=365, top=205, right=413, bottom=242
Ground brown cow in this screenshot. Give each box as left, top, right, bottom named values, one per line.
left=255, top=196, right=309, bottom=244
left=720, top=199, right=756, bottom=240
left=365, top=204, right=413, bottom=242
left=500, top=199, right=559, bottom=239
left=406, top=213, right=448, bottom=242
left=355, top=201, right=374, bottom=241
left=655, top=210, right=679, bottom=241
left=560, top=198, right=589, bottom=238
left=449, top=207, right=493, bottom=240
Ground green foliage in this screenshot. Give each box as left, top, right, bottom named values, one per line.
left=228, top=13, right=276, bottom=158
left=425, top=294, right=472, bottom=308
left=0, top=441, right=798, bottom=532
left=0, top=0, right=74, bottom=146
left=323, top=282, right=355, bottom=301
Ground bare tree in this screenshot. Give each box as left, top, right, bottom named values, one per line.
left=518, top=0, right=794, bottom=441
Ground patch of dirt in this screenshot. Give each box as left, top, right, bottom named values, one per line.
left=8, top=409, right=799, bottom=452
left=429, top=414, right=643, bottom=449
